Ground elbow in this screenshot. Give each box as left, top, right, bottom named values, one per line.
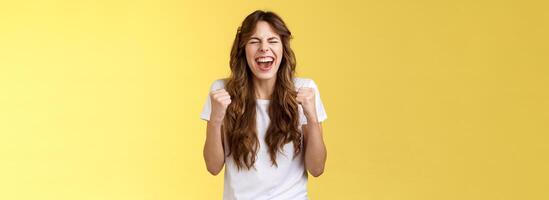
left=306, top=154, right=327, bottom=177
left=206, top=165, right=223, bottom=176
left=308, top=167, right=324, bottom=177
left=203, top=149, right=225, bottom=176
left=204, top=155, right=224, bottom=176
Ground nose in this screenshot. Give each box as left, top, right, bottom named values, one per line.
left=259, top=42, right=269, bottom=52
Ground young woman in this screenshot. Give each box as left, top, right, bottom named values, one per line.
left=200, top=10, right=328, bottom=200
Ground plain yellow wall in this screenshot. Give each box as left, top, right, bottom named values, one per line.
left=1, top=0, right=548, bottom=199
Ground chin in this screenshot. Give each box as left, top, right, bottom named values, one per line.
left=253, top=73, right=277, bottom=81
left=251, top=66, right=278, bottom=81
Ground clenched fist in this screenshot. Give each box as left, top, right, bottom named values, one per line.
left=296, top=87, right=317, bottom=122
left=210, top=89, right=232, bottom=123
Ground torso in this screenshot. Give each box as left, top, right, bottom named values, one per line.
left=217, top=77, right=313, bottom=200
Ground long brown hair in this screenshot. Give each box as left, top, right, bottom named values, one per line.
left=223, top=10, right=301, bottom=170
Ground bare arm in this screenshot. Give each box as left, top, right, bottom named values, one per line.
left=297, top=86, right=327, bottom=177
left=203, top=89, right=231, bottom=175
left=303, top=119, right=327, bottom=177
left=203, top=120, right=225, bottom=175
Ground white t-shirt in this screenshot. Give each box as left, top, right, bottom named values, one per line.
left=200, top=77, right=327, bottom=200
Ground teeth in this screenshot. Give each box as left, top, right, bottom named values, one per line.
left=256, top=57, right=274, bottom=63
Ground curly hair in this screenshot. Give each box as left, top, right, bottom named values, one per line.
left=223, top=10, right=301, bottom=170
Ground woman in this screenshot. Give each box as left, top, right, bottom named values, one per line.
left=200, top=10, right=328, bottom=200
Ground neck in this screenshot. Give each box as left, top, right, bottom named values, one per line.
left=253, top=77, right=276, bottom=100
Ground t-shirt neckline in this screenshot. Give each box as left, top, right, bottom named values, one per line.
left=256, top=99, right=270, bottom=104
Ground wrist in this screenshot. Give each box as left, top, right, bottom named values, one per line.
left=210, top=111, right=226, bottom=122
left=305, top=112, right=318, bottom=123
left=209, top=115, right=224, bottom=125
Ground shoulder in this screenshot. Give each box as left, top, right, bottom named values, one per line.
left=293, top=77, right=317, bottom=89
left=208, top=78, right=228, bottom=92
left=210, top=77, right=318, bottom=91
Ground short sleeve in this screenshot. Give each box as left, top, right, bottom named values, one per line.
left=200, top=79, right=226, bottom=121
left=300, top=79, right=328, bottom=125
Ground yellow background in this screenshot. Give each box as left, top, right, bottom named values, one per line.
left=1, top=0, right=548, bottom=199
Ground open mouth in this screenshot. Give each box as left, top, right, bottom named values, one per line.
left=255, top=56, right=274, bottom=72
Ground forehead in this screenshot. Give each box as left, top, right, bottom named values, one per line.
left=250, top=21, right=280, bottom=39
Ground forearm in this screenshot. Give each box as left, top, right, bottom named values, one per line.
left=303, top=117, right=327, bottom=177
left=203, top=120, right=225, bottom=175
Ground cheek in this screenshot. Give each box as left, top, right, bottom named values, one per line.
left=274, top=45, right=284, bottom=61
left=245, top=46, right=255, bottom=63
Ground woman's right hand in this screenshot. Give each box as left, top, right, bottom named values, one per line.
left=209, top=89, right=232, bottom=124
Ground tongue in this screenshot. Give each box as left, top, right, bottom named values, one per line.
left=259, top=62, right=271, bottom=68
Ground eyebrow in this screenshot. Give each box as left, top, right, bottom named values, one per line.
left=249, top=37, right=280, bottom=41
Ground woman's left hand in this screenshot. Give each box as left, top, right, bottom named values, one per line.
left=296, top=87, right=317, bottom=122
